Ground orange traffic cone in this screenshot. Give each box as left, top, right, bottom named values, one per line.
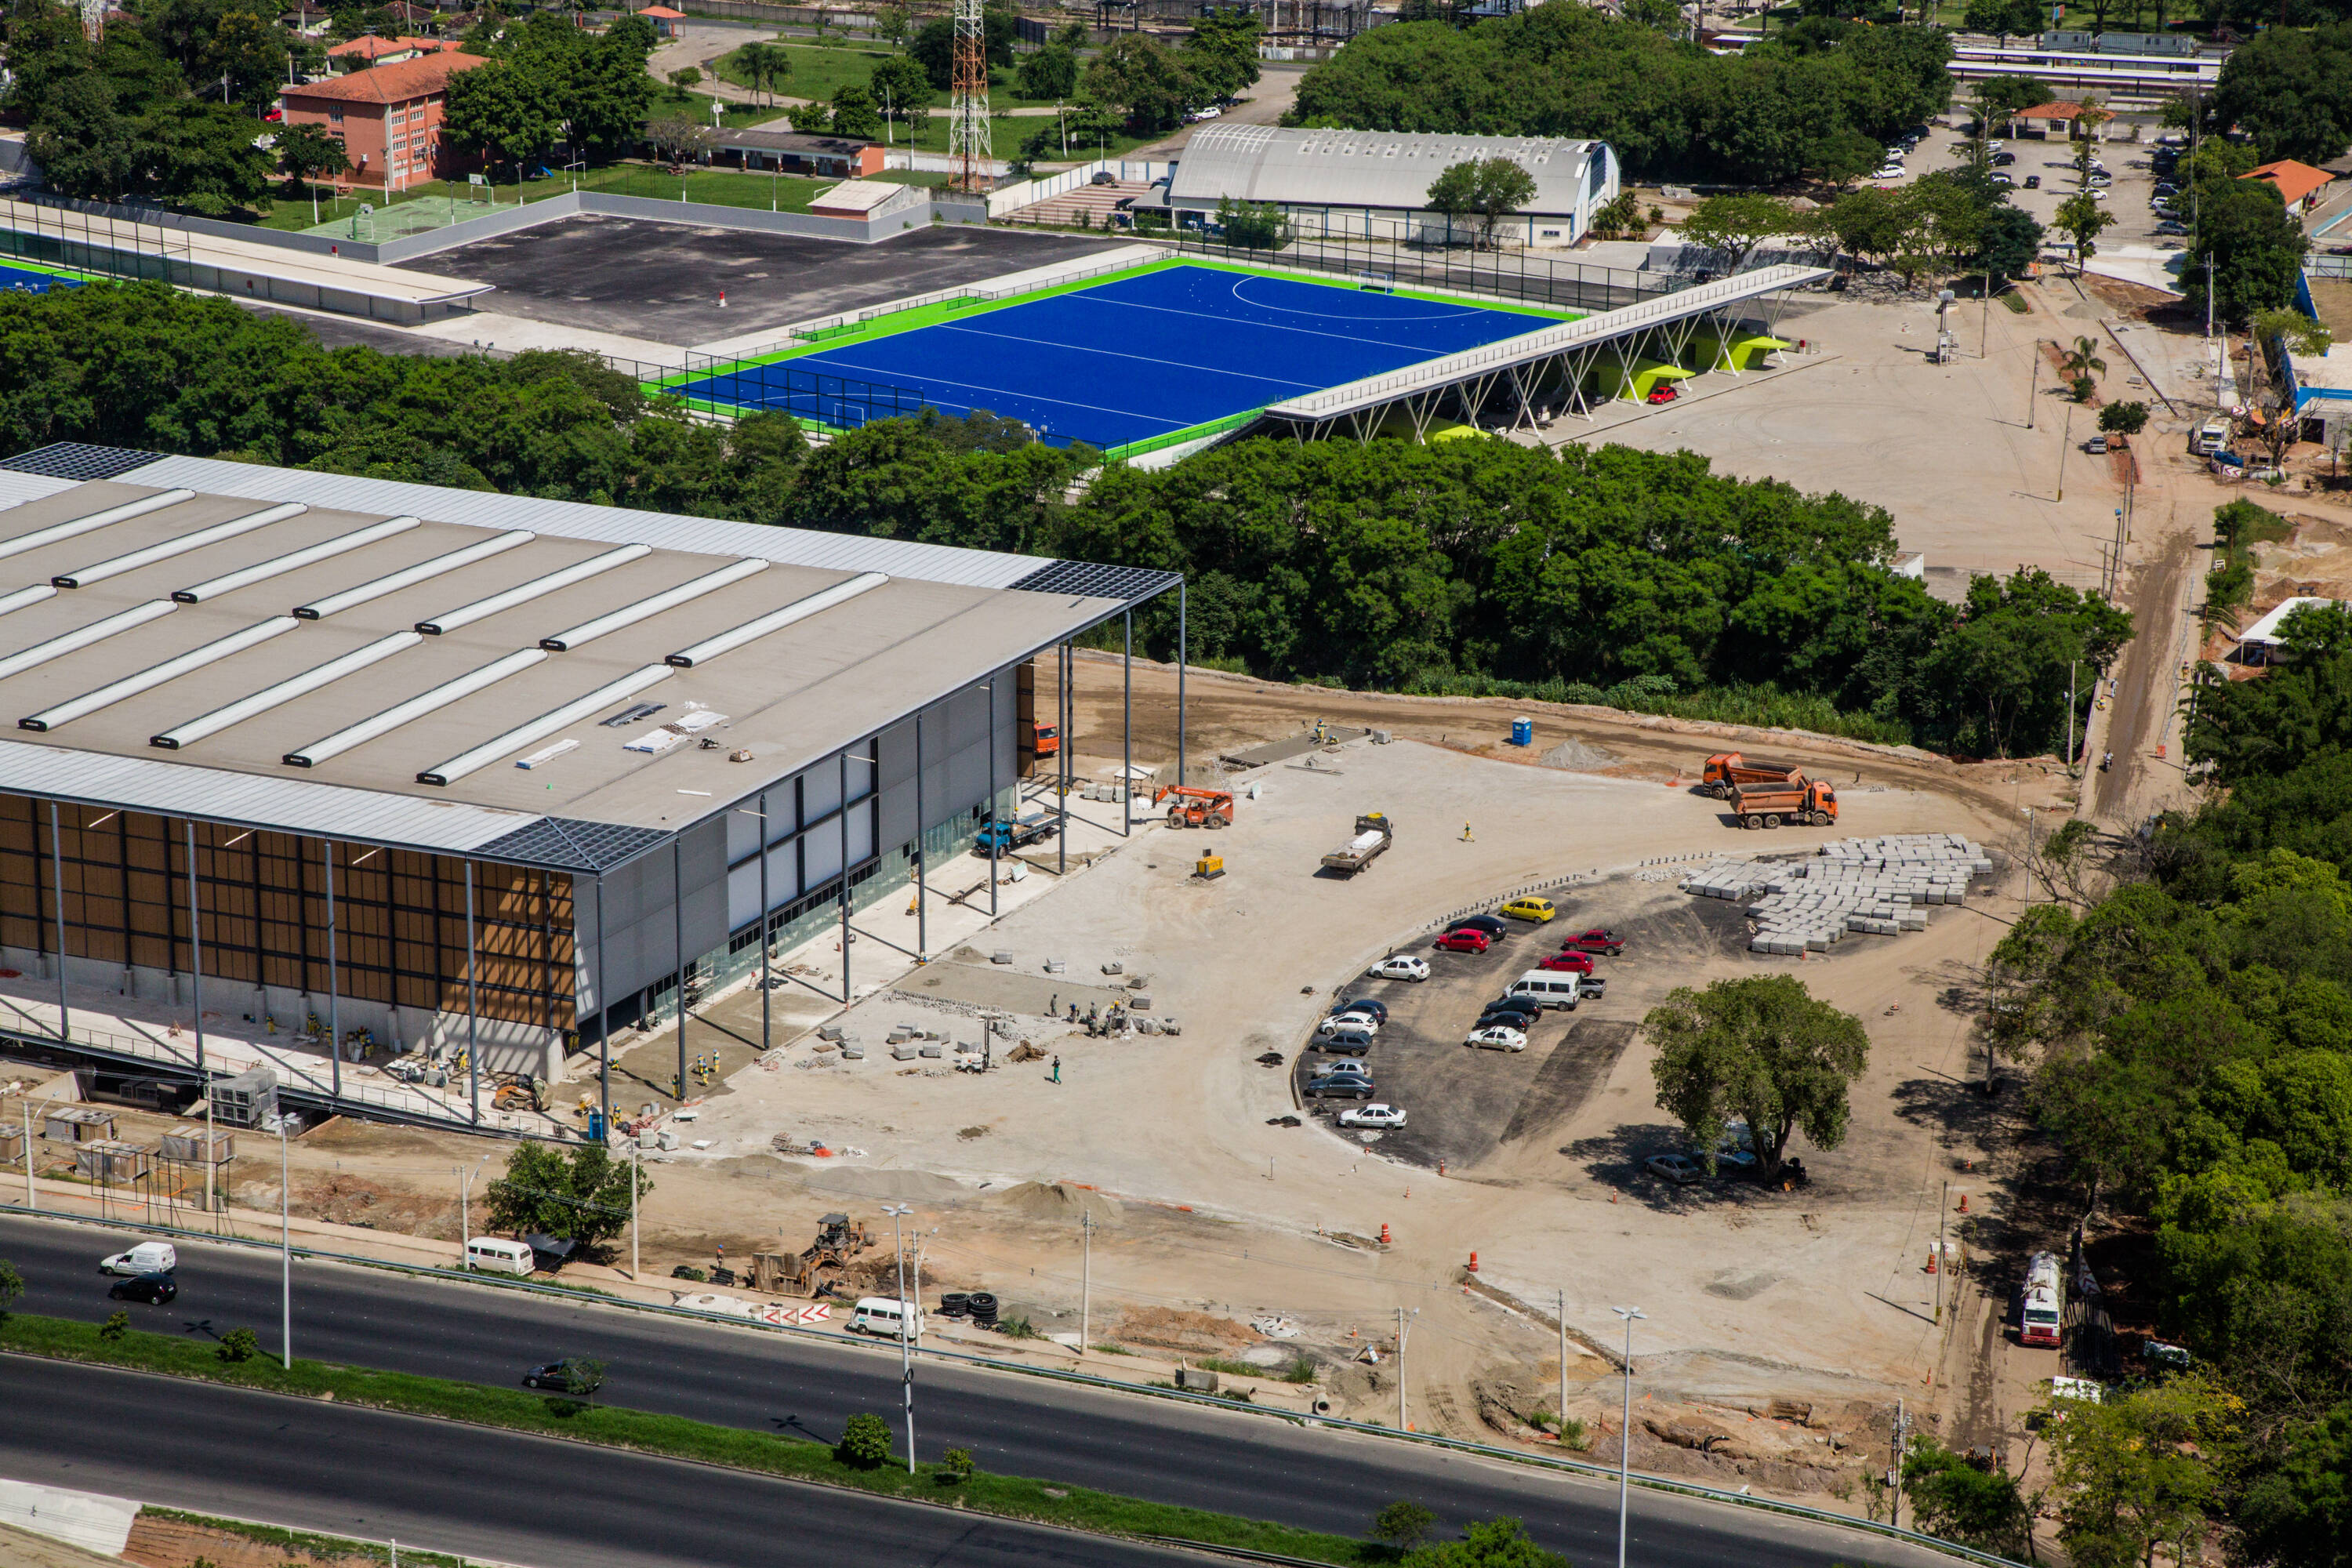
left=1468, top=1251, right=1480, bottom=1273
left=1380, top=1223, right=1391, bottom=1245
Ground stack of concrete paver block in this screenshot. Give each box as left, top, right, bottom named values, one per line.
left=1681, top=834, right=1996, bottom=956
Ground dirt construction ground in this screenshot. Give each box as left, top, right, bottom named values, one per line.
left=173, top=648, right=2087, bottom=1511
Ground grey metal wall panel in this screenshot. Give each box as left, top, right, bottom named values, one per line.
left=878, top=775, right=916, bottom=854
left=678, top=816, right=730, bottom=960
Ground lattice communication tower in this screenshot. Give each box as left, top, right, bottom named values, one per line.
left=947, top=0, right=992, bottom=192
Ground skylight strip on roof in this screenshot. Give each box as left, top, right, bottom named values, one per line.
left=417, top=664, right=675, bottom=786
left=665, top=572, right=888, bottom=668
left=0, top=586, right=57, bottom=619
left=151, top=632, right=422, bottom=750
left=284, top=648, right=548, bottom=768
left=53, top=502, right=309, bottom=589
left=20, top=617, right=303, bottom=732
left=173, top=516, right=423, bottom=602
left=417, top=543, right=653, bottom=636
left=295, top=530, right=535, bottom=619
left=0, top=489, right=196, bottom=561
left=0, top=601, right=176, bottom=684
left=538, top=557, right=768, bottom=651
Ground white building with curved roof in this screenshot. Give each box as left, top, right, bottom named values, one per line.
left=1165, top=123, right=1620, bottom=249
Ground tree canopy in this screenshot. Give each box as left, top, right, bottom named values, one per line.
left=1644, top=975, right=1872, bottom=1178
left=2209, top=21, right=2352, bottom=168
left=484, top=1142, right=649, bottom=1250
left=1287, top=6, right=1951, bottom=185
left=0, top=281, right=2125, bottom=762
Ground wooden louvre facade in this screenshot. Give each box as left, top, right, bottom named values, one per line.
left=0, top=794, right=575, bottom=1033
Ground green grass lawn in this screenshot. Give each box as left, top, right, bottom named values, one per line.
left=709, top=41, right=1069, bottom=112
left=256, top=162, right=839, bottom=233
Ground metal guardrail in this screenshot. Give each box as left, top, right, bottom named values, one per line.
left=0, top=1200, right=2027, bottom=1568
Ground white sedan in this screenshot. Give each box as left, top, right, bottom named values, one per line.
left=1464, top=1025, right=1528, bottom=1052
left=1339, top=1104, right=1407, bottom=1129
left=1369, top=955, right=1431, bottom=982
left=1317, top=1012, right=1380, bottom=1038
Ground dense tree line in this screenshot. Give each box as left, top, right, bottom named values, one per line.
left=441, top=12, right=658, bottom=181
left=2208, top=20, right=2352, bottom=168
left=3, top=0, right=283, bottom=215
left=0, top=281, right=2124, bottom=758
left=1285, top=7, right=1952, bottom=186
left=1981, top=541, right=2352, bottom=1568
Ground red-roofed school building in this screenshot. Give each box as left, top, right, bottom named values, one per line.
left=278, top=50, right=488, bottom=191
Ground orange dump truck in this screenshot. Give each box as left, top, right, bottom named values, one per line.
left=1730, top=779, right=1838, bottom=829
left=1700, top=753, right=1804, bottom=799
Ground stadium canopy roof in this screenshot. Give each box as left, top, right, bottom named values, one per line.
left=1167, top=123, right=1607, bottom=215
left=0, top=445, right=1174, bottom=869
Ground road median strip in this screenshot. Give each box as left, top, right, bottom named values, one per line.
left=0, top=1311, right=1383, bottom=1566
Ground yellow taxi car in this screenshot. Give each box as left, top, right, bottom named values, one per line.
left=1500, top=896, right=1557, bottom=924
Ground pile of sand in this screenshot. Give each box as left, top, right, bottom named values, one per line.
left=998, top=1181, right=1123, bottom=1225
left=1109, top=1305, right=1257, bottom=1354
left=1540, top=738, right=1621, bottom=772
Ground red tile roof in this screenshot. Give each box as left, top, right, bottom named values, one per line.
left=284, top=49, right=487, bottom=104
left=2245, top=159, right=2335, bottom=208
left=327, top=34, right=454, bottom=57
left=2016, top=101, right=2086, bottom=120
left=637, top=5, right=685, bottom=14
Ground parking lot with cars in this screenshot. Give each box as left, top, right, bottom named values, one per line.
left=1290, top=894, right=1752, bottom=1174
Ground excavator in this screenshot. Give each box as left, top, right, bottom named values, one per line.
left=1154, top=785, right=1235, bottom=829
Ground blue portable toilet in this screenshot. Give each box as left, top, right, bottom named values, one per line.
left=588, top=1109, right=607, bottom=1143
left=1509, top=717, right=1534, bottom=746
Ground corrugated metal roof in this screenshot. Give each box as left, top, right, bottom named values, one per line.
left=0, top=471, right=80, bottom=511
left=115, top=454, right=1055, bottom=590
left=0, top=737, right=539, bottom=854
left=1169, top=123, right=1604, bottom=216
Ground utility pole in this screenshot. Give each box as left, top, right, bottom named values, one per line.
left=458, top=1167, right=467, bottom=1264
left=1612, top=1306, right=1645, bottom=1568
left=885, top=1203, right=916, bottom=1473
left=22, top=1100, right=33, bottom=1209
left=1893, top=1397, right=1909, bottom=1529
left=2065, top=660, right=2078, bottom=768
left=1395, top=1305, right=1410, bottom=1432
left=278, top=1111, right=292, bottom=1370
left=2027, top=347, right=2038, bottom=429
left=1557, top=1288, right=1570, bottom=1443
left=1080, top=1211, right=1093, bottom=1361
left=629, top=1138, right=641, bottom=1280
left=1937, top=1180, right=1951, bottom=1323
left=2057, top=399, right=2074, bottom=501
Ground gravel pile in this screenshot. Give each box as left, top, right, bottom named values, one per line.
left=1682, top=834, right=1997, bottom=956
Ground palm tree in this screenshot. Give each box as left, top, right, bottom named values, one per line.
left=2060, top=335, right=2108, bottom=383
left=738, top=42, right=782, bottom=108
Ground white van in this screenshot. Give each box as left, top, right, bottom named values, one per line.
left=851, top=1296, right=925, bottom=1340
left=465, top=1236, right=534, bottom=1276
left=1506, top=971, right=1582, bottom=1010
left=100, top=1241, right=176, bottom=1276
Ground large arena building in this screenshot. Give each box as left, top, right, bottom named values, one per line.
left=0, top=443, right=1175, bottom=1133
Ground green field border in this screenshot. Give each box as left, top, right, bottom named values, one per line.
left=645, top=256, right=1586, bottom=459
left=0, top=255, right=107, bottom=286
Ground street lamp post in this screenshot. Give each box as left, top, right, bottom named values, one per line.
left=884, top=1202, right=916, bottom=1473
left=279, top=1111, right=293, bottom=1370
left=1611, top=1305, right=1646, bottom=1568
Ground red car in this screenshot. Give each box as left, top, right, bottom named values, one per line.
left=1563, top=928, right=1625, bottom=956
left=1434, top=929, right=1491, bottom=954
left=1537, top=951, right=1592, bottom=974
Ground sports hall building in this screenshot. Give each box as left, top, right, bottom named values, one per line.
left=0, top=444, right=1176, bottom=1131
left=1163, top=124, right=1621, bottom=249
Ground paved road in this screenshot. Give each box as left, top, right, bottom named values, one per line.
left=0, top=1355, right=1192, bottom=1568
left=0, top=1213, right=1948, bottom=1568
